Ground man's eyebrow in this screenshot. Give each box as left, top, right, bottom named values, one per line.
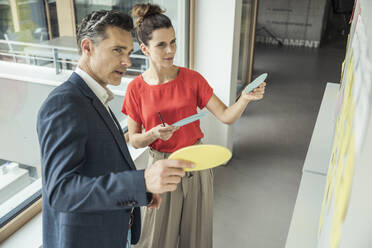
left=112, top=45, right=128, bottom=49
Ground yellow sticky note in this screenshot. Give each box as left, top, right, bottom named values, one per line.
left=340, top=134, right=355, bottom=220
left=330, top=207, right=342, bottom=248
left=341, top=60, right=346, bottom=81
left=318, top=196, right=326, bottom=236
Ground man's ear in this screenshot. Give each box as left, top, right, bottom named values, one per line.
left=80, top=38, right=93, bottom=56
left=140, top=43, right=149, bottom=56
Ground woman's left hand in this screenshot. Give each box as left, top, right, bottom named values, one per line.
left=241, top=82, right=266, bottom=102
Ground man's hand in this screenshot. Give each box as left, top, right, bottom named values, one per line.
left=147, top=193, right=162, bottom=209
left=144, top=159, right=194, bottom=194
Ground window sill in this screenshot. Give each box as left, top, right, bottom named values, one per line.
left=0, top=200, right=42, bottom=248
left=0, top=60, right=134, bottom=96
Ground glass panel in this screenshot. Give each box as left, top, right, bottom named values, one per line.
left=47, top=0, right=59, bottom=38
left=0, top=0, right=187, bottom=75
left=74, top=0, right=188, bottom=74
left=0, top=0, right=49, bottom=40
left=0, top=2, right=12, bottom=39
left=74, top=0, right=144, bottom=25
left=0, top=77, right=44, bottom=224
left=0, top=0, right=67, bottom=70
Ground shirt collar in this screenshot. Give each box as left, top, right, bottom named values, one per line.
left=75, top=66, right=114, bottom=107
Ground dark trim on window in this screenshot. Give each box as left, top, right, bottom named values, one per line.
left=0, top=190, right=42, bottom=228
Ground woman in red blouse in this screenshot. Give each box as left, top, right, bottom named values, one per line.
left=122, top=4, right=266, bottom=248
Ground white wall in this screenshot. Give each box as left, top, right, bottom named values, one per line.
left=193, top=0, right=242, bottom=151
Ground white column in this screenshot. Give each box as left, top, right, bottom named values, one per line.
left=193, top=0, right=242, bottom=151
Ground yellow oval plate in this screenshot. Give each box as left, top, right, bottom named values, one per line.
left=168, top=144, right=232, bottom=172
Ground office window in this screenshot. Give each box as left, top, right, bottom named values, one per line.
left=74, top=0, right=144, bottom=24
left=74, top=0, right=188, bottom=74
left=0, top=0, right=69, bottom=71
left=0, top=0, right=188, bottom=75
left=0, top=0, right=50, bottom=40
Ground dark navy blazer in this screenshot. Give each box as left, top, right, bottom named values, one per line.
left=37, top=72, right=149, bottom=248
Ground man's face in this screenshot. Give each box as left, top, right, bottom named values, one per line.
left=88, top=26, right=133, bottom=87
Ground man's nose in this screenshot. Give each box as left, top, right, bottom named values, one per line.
left=121, top=55, right=132, bottom=67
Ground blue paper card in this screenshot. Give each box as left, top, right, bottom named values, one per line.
left=244, top=73, right=268, bottom=94
left=172, top=112, right=208, bottom=127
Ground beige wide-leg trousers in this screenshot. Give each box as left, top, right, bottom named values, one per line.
left=134, top=142, right=214, bottom=248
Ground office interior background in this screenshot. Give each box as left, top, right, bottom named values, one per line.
left=0, top=0, right=371, bottom=247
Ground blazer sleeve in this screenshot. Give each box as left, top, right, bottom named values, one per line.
left=37, top=92, right=149, bottom=213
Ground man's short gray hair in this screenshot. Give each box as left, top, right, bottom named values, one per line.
left=76, top=10, right=133, bottom=55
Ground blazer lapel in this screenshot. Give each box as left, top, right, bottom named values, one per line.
left=108, top=108, right=137, bottom=170
left=68, top=72, right=136, bottom=170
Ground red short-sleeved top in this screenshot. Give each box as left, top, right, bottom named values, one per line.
left=122, top=67, right=213, bottom=153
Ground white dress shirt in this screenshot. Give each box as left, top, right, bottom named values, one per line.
left=75, top=67, right=120, bottom=129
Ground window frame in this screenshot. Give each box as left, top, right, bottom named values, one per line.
left=0, top=195, right=42, bottom=242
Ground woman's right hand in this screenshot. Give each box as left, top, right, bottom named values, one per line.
left=151, top=124, right=179, bottom=141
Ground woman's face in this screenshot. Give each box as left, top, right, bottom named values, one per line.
left=142, top=27, right=177, bottom=68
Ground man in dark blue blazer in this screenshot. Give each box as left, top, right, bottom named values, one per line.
left=37, top=10, right=192, bottom=248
